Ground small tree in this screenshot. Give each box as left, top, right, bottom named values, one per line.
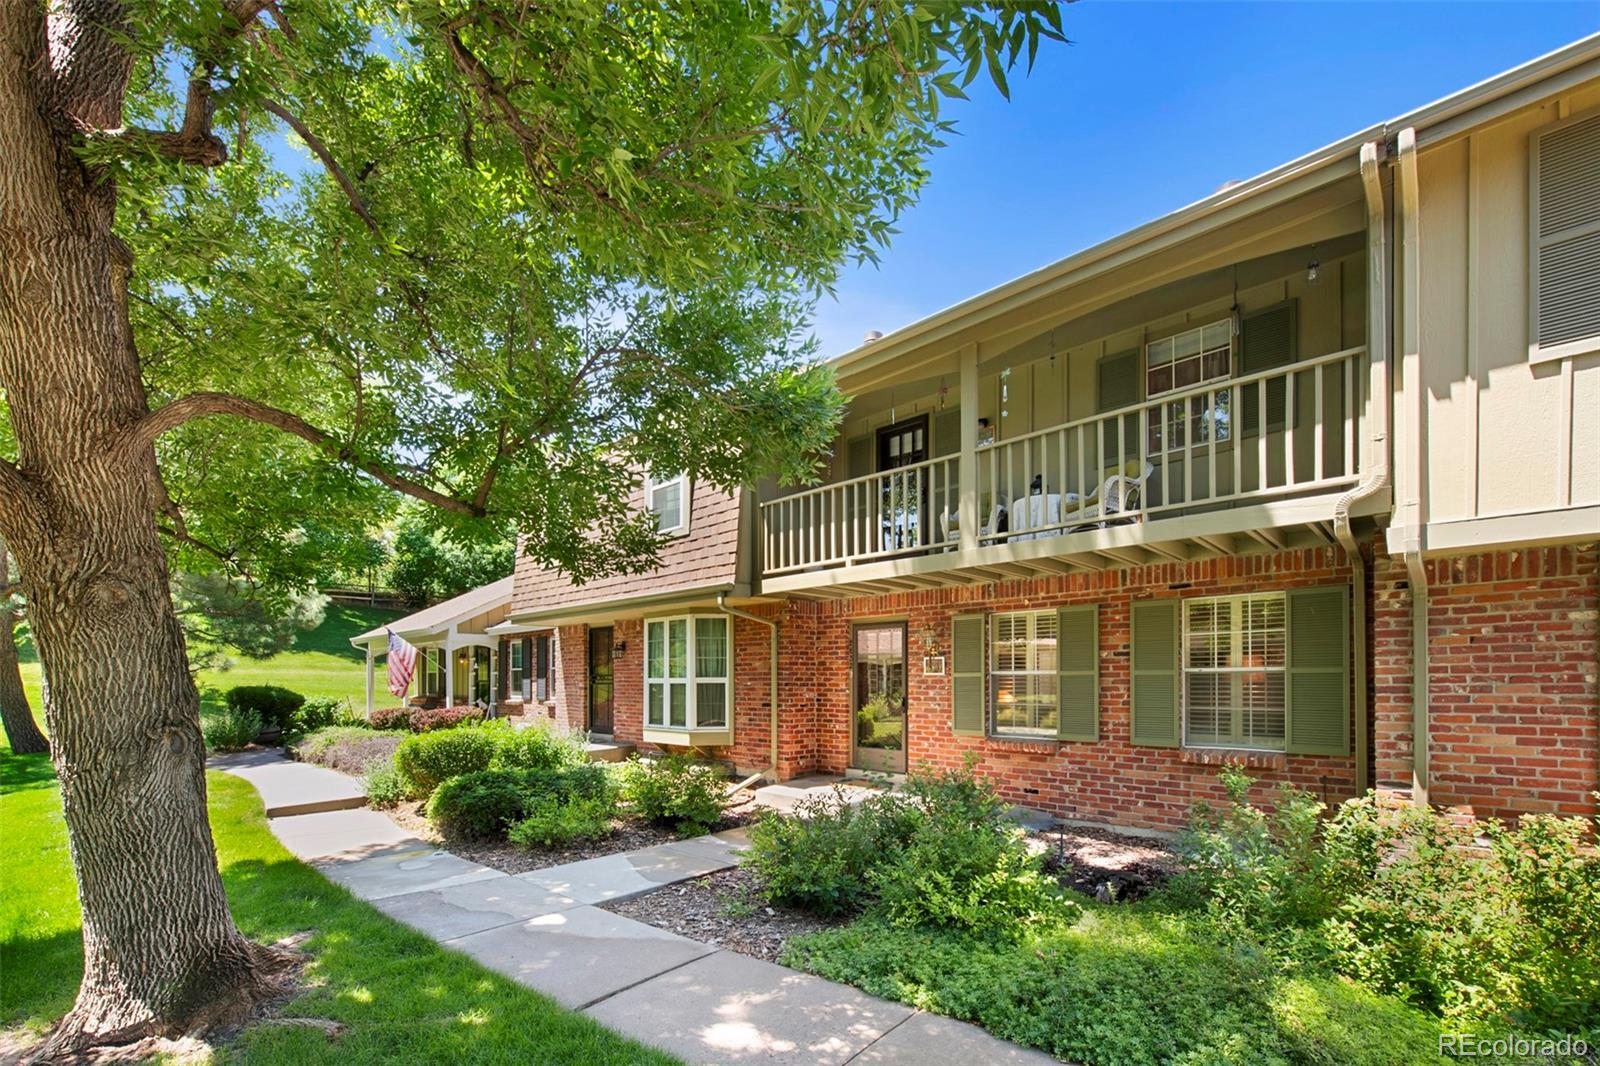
left=387, top=504, right=516, bottom=607
left=0, top=536, right=48, bottom=755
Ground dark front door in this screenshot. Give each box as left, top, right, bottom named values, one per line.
left=851, top=623, right=907, bottom=774
left=875, top=415, right=930, bottom=552
left=588, top=627, right=615, bottom=736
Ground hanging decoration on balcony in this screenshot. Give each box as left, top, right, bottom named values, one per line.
left=1000, top=366, right=1010, bottom=421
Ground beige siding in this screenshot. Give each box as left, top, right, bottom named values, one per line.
left=1404, top=84, right=1600, bottom=529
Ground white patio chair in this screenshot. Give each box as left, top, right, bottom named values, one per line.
left=1068, top=461, right=1153, bottom=529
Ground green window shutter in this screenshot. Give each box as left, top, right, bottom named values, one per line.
left=1285, top=585, right=1350, bottom=756
left=1056, top=605, right=1099, bottom=742
left=932, top=407, right=961, bottom=458
left=845, top=435, right=872, bottom=479
left=1241, top=300, right=1298, bottom=432
left=1129, top=599, right=1180, bottom=747
left=1097, top=349, right=1140, bottom=412
left=951, top=613, right=986, bottom=736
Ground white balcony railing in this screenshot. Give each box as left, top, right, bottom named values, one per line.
left=761, top=346, right=1366, bottom=576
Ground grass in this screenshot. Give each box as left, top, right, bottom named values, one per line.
left=15, top=603, right=399, bottom=724
left=0, top=751, right=680, bottom=1064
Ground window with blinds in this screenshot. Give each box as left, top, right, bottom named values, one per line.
left=1183, top=593, right=1287, bottom=750
left=990, top=610, right=1058, bottom=737
left=1530, top=108, right=1600, bottom=363
left=645, top=615, right=728, bottom=729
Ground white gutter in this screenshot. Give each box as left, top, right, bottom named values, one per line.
left=717, top=592, right=779, bottom=782
left=1331, top=141, right=1394, bottom=796
left=1395, top=128, right=1430, bottom=808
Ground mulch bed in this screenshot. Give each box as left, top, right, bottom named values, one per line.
left=1031, top=823, right=1183, bottom=902
left=382, top=790, right=762, bottom=876
left=601, top=866, right=842, bottom=962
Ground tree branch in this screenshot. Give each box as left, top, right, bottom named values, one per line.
left=258, top=98, right=382, bottom=239
left=111, top=393, right=482, bottom=516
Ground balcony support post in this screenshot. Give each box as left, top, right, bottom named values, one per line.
left=958, top=342, right=979, bottom=553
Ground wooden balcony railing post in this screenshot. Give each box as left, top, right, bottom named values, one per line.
left=957, top=342, right=979, bottom=552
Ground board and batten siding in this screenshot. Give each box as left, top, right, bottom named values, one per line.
left=1404, top=84, right=1600, bottom=533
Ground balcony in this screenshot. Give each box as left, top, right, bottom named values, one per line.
left=760, top=346, right=1380, bottom=592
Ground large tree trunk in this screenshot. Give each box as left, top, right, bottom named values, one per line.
left=0, top=4, right=278, bottom=1054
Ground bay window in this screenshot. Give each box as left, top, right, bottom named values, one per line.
left=645, top=615, right=728, bottom=730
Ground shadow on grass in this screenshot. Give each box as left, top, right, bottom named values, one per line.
left=0, top=928, right=81, bottom=1033
left=0, top=752, right=56, bottom=794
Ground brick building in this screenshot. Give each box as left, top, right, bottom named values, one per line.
left=394, top=44, right=1600, bottom=833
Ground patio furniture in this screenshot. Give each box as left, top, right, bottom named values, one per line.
left=1068, top=461, right=1154, bottom=530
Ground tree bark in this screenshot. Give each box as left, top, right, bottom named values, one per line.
left=0, top=3, right=280, bottom=1054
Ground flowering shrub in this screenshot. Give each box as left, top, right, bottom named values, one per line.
left=408, top=704, right=484, bottom=732
left=368, top=706, right=413, bottom=730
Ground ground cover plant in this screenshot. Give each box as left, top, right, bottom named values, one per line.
left=0, top=746, right=680, bottom=1064
left=368, top=704, right=485, bottom=732
left=290, top=726, right=405, bottom=777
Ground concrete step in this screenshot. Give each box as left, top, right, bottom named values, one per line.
left=211, top=749, right=369, bottom=818
left=585, top=740, right=635, bottom=763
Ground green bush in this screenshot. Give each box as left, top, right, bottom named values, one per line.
left=509, top=795, right=614, bottom=849
left=621, top=755, right=728, bottom=835
left=284, top=696, right=355, bottom=736
left=201, top=706, right=260, bottom=752
left=520, top=763, right=616, bottom=806
left=363, top=758, right=405, bottom=809
left=426, top=768, right=532, bottom=838
left=1178, top=769, right=1600, bottom=1032
left=492, top=724, right=588, bottom=773
left=744, top=793, right=918, bottom=917
left=394, top=726, right=499, bottom=797
left=224, top=685, right=306, bottom=730
left=745, top=761, right=1076, bottom=938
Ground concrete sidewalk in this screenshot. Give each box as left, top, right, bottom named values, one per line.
left=221, top=753, right=1056, bottom=1065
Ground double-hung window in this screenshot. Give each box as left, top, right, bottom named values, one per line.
left=420, top=647, right=444, bottom=698
left=1146, top=319, right=1233, bottom=455
left=645, top=615, right=728, bottom=729
left=508, top=640, right=528, bottom=700
left=646, top=474, right=690, bottom=535
left=1183, top=593, right=1287, bottom=750
left=990, top=610, right=1058, bottom=737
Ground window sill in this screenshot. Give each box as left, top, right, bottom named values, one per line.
left=643, top=726, right=732, bottom=748
left=1179, top=747, right=1287, bottom=771
left=983, top=733, right=1059, bottom=754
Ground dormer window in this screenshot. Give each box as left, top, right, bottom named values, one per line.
left=646, top=473, right=690, bottom=535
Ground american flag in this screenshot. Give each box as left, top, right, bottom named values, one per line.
left=386, top=629, right=418, bottom=698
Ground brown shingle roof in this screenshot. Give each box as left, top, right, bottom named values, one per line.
left=511, top=483, right=745, bottom=620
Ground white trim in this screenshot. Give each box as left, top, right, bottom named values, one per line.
left=1385, top=504, right=1600, bottom=556
left=642, top=614, right=731, bottom=733
left=646, top=473, right=691, bottom=536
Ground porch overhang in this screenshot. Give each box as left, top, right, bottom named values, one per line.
left=760, top=489, right=1390, bottom=600
left=503, top=582, right=750, bottom=628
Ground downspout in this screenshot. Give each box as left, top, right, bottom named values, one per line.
left=1395, top=127, right=1430, bottom=808
left=717, top=592, right=780, bottom=783
left=1332, top=140, right=1393, bottom=797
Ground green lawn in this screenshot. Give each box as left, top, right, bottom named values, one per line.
left=0, top=752, right=679, bottom=1064
left=15, top=602, right=398, bottom=722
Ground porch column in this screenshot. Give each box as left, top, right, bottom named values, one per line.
left=443, top=636, right=454, bottom=707
left=958, top=341, right=979, bottom=553
left=364, top=643, right=375, bottom=717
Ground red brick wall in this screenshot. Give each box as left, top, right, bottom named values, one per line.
left=770, top=546, right=1366, bottom=833
left=1373, top=543, right=1599, bottom=820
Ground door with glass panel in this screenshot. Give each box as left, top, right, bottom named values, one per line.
left=589, top=627, right=614, bottom=736
left=851, top=623, right=907, bottom=773
left=875, top=415, right=929, bottom=553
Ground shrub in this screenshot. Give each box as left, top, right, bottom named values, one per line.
left=363, top=758, right=406, bottom=809
left=284, top=696, right=354, bottom=736
left=744, top=793, right=918, bottom=917
left=521, top=763, right=616, bottom=806
left=509, top=795, right=614, bottom=849
left=491, top=724, right=588, bottom=772
left=369, top=705, right=413, bottom=730
left=1178, top=769, right=1600, bottom=1031
left=409, top=704, right=485, bottom=732
left=224, top=685, right=306, bottom=730
left=394, top=726, right=499, bottom=797
left=201, top=706, right=260, bottom=752
left=426, top=768, right=532, bottom=838
left=621, top=755, right=728, bottom=835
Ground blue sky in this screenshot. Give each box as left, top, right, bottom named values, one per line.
left=806, top=2, right=1600, bottom=360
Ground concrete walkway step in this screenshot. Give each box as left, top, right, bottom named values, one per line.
left=211, top=749, right=368, bottom=817
left=516, top=828, right=748, bottom=904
